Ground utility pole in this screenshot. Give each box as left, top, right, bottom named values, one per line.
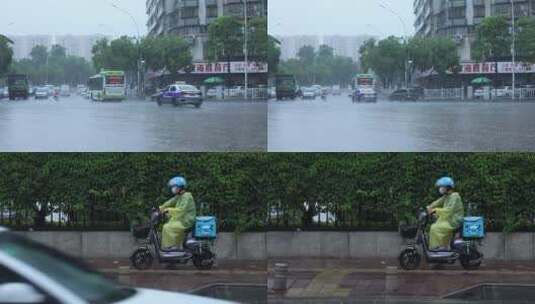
left=110, top=3, right=143, bottom=98
left=511, top=0, right=516, bottom=100
left=243, top=0, right=249, bottom=100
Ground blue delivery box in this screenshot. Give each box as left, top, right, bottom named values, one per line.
left=463, top=217, right=485, bottom=239
left=195, top=216, right=217, bottom=239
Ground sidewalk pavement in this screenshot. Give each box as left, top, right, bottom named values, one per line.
left=87, top=258, right=266, bottom=294
left=267, top=258, right=535, bottom=303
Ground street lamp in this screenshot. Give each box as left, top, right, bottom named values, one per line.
left=243, top=0, right=249, bottom=100
left=511, top=0, right=516, bottom=100
left=377, top=2, right=411, bottom=88
left=109, top=2, right=143, bottom=98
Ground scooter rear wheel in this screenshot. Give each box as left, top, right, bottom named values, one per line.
left=460, top=248, right=482, bottom=270
left=131, top=248, right=153, bottom=270
left=399, top=248, right=421, bottom=270
left=192, top=251, right=215, bottom=270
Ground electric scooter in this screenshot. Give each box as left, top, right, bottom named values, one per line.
left=398, top=208, right=483, bottom=270
left=130, top=208, right=215, bottom=270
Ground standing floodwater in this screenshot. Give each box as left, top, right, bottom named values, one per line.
left=0, top=96, right=267, bottom=152
left=269, top=96, right=535, bottom=152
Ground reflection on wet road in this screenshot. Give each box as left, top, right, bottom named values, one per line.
left=268, top=95, right=535, bottom=152
left=0, top=96, right=267, bottom=152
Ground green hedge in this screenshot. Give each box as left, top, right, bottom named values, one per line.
left=1, top=153, right=534, bottom=232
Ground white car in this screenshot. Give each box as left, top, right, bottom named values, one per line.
left=35, top=87, right=49, bottom=99
left=311, top=85, right=322, bottom=97
left=301, top=87, right=316, bottom=99
left=0, top=227, right=234, bottom=304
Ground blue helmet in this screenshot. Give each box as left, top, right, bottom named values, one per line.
left=168, top=176, right=187, bottom=189
left=436, top=177, right=454, bottom=188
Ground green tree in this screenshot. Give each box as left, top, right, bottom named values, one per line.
left=49, top=44, right=66, bottom=60
left=317, top=44, right=334, bottom=59
left=516, top=17, right=535, bottom=63
left=359, top=38, right=377, bottom=73
left=247, top=17, right=268, bottom=60
left=472, top=16, right=511, bottom=61
left=30, top=45, right=48, bottom=67
left=408, top=36, right=459, bottom=78
left=360, top=36, right=406, bottom=88
left=207, top=16, right=243, bottom=80
left=297, top=45, right=316, bottom=65
left=0, top=35, right=14, bottom=77
left=267, top=36, right=281, bottom=75
left=91, top=38, right=110, bottom=72
left=141, top=35, right=192, bottom=82
left=10, top=44, right=93, bottom=85
left=159, top=35, right=192, bottom=81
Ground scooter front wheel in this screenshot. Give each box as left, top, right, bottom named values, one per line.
left=399, top=248, right=421, bottom=270
left=131, top=248, right=153, bottom=270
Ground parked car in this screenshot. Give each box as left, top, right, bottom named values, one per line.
left=34, top=87, right=49, bottom=99
left=206, top=88, right=218, bottom=98
left=301, top=87, right=316, bottom=100
left=408, top=86, right=424, bottom=99
left=155, top=83, right=203, bottom=107
left=495, top=86, right=513, bottom=97
left=0, top=87, right=5, bottom=99
left=389, top=89, right=419, bottom=101
left=269, top=87, right=276, bottom=99
left=0, top=227, right=233, bottom=304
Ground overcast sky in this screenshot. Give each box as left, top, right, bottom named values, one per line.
left=269, top=0, right=415, bottom=38
left=2, top=0, right=147, bottom=36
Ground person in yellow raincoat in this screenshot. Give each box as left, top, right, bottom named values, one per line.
left=426, top=177, right=464, bottom=249
left=159, top=176, right=196, bottom=249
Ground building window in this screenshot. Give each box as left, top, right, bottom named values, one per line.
left=449, top=7, right=466, bottom=19
left=207, top=5, right=218, bottom=18
left=182, top=7, right=199, bottom=19
left=474, top=6, right=485, bottom=18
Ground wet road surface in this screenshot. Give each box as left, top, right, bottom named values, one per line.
left=268, top=95, right=535, bottom=152
left=0, top=96, right=267, bottom=152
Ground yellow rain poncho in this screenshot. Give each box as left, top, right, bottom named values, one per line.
left=159, top=192, right=196, bottom=248
left=427, top=192, right=464, bottom=249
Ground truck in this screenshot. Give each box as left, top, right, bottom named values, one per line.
left=275, top=74, right=297, bottom=100
left=7, top=74, right=29, bottom=100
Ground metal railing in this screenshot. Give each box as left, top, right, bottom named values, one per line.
left=424, top=88, right=464, bottom=100
left=0, top=202, right=129, bottom=231
left=265, top=201, right=398, bottom=231
left=207, top=88, right=269, bottom=100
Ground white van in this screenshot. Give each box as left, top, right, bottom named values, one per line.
left=60, top=85, right=70, bottom=97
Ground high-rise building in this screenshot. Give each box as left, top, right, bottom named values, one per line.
left=8, top=35, right=108, bottom=61
left=414, top=0, right=535, bottom=62
left=146, top=0, right=267, bottom=62
left=276, top=35, right=372, bottom=62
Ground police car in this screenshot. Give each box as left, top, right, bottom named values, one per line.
left=156, top=82, right=203, bottom=108
left=0, top=227, right=233, bottom=304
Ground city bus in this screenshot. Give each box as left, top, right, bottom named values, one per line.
left=88, top=70, right=126, bottom=101
left=353, top=74, right=377, bottom=102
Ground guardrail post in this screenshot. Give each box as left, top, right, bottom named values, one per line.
left=272, top=262, right=289, bottom=292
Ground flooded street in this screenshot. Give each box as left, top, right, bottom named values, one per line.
left=268, top=95, right=535, bottom=152
left=0, top=96, right=267, bottom=152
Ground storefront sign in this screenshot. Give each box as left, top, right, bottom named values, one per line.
left=460, top=62, right=535, bottom=74
left=190, top=61, right=268, bottom=74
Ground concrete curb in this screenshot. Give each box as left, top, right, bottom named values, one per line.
left=267, top=268, right=535, bottom=276
left=101, top=269, right=267, bottom=275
